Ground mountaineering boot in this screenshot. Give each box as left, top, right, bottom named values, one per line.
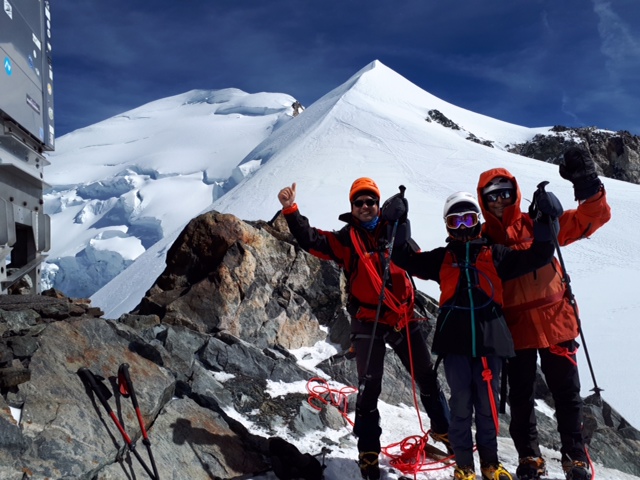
left=431, top=430, right=454, bottom=455
left=453, top=465, right=477, bottom=480
left=358, top=451, right=380, bottom=480
left=515, top=456, right=546, bottom=480
left=562, top=460, right=591, bottom=480
left=480, top=462, right=513, bottom=480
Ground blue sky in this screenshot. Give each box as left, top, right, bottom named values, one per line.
left=51, top=0, right=640, bottom=137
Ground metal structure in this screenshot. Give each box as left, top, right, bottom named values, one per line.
left=1, top=0, right=53, bottom=293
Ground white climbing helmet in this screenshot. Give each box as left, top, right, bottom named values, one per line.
left=443, top=191, right=481, bottom=219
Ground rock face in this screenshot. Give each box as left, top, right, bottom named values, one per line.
left=1, top=212, right=639, bottom=479
left=508, top=126, right=640, bottom=185
left=424, top=111, right=640, bottom=185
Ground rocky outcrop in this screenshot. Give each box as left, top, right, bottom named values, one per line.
left=1, top=212, right=639, bottom=479
left=424, top=111, right=640, bottom=184
left=133, top=212, right=344, bottom=350
left=426, top=109, right=495, bottom=148
left=507, top=126, right=640, bottom=185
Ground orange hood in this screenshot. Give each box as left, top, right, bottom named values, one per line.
left=477, top=168, right=525, bottom=245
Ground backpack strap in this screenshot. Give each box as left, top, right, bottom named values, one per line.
left=349, top=227, right=414, bottom=329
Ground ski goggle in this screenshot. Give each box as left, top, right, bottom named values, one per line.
left=352, top=198, right=378, bottom=208
left=484, top=189, right=514, bottom=203
left=445, top=211, right=479, bottom=229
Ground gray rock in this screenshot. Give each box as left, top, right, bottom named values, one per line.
left=0, top=211, right=638, bottom=478
left=507, top=126, right=640, bottom=186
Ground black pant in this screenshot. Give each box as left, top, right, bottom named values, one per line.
left=507, top=341, right=587, bottom=462
left=445, top=354, right=502, bottom=468
left=351, top=321, right=450, bottom=453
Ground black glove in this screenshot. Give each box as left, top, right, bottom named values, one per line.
left=560, top=147, right=602, bottom=200
left=529, top=188, right=564, bottom=224
left=384, top=219, right=411, bottom=249
left=393, top=219, right=411, bottom=248
left=533, top=217, right=558, bottom=242
left=381, top=192, right=408, bottom=223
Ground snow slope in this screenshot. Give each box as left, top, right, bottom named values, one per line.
left=44, top=88, right=297, bottom=296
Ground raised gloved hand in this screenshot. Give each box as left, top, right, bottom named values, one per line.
left=529, top=183, right=563, bottom=241
left=391, top=219, right=411, bottom=248
left=559, top=147, right=602, bottom=200
left=380, top=188, right=408, bottom=223
left=529, top=185, right=564, bottom=223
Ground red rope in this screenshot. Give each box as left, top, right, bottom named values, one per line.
left=306, top=377, right=357, bottom=426
left=349, top=229, right=414, bottom=330
left=379, top=320, right=455, bottom=475
left=586, top=443, right=596, bottom=479
left=304, top=323, right=455, bottom=476
left=383, top=433, right=454, bottom=476
left=481, top=357, right=500, bottom=434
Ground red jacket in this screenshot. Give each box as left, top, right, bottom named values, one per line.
left=282, top=204, right=414, bottom=328
left=477, top=168, right=611, bottom=349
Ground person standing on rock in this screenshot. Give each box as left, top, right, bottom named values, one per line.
left=476, top=146, right=611, bottom=480
left=277, top=178, right=451, bottom=480
left=390, top=190, right=559, bottom=480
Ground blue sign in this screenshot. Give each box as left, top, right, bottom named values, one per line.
left=4, top=56, right=11, bottom=75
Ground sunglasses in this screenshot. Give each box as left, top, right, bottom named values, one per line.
left=352, top=199, right=378, bottom=208
left=484, top=189, right=514, bottom=203
left=445, top=211, right=479, bottom=229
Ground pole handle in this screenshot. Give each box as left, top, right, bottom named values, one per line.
left=78, top=368, right=113, bottom=414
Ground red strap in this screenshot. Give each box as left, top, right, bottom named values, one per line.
left=481, top=357, right=500, bottom=434
left=549, top=344, right=579, bottom=366
left=349, top=228, right=413, bottom=329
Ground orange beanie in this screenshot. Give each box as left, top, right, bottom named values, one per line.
left=349, top=177, right=381, bottom=202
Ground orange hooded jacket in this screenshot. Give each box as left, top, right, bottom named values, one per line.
left=476, top=168, right=611, bottom=349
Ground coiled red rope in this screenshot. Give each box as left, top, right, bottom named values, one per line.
left=306, top=377, right=357, bottom=426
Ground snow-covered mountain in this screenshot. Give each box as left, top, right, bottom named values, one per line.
left=43, top=88, right=298, bottom=297
left=46, top=60, right=640, bottom=434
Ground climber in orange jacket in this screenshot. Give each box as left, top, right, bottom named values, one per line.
left=476, top=146, right=611, bottom=480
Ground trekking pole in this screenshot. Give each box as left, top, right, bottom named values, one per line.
left=359, top=185, right=406, bottom=401
left=118, top=363, right=160, bottom=480
left=77, top=368, right=159, bottom=480
left=534, top=181, right=603, bottom=395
